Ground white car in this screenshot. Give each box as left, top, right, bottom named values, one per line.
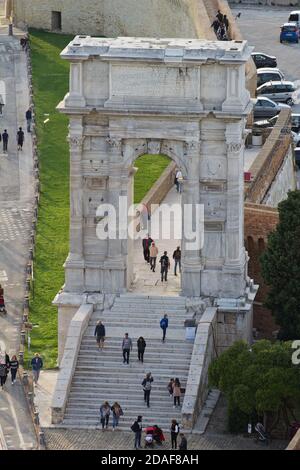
left=257, top=68, right=285, bottom=87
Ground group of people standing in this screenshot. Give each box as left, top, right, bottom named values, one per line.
left=0, top=108, right=31, bottom=154
left=0, top=350, right=19, bottom=389
left=142, top=235, right=182, bottom=282
left=131, top=415, right=187, bottom=450
left=211, top=10, right=230, bottom=41
left=99, top=401, right=124, bottom=431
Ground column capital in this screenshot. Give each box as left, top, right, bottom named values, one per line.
left=226, top=142, right=243, bottom=154
left=183, top=140, right=200, bottom=153
left=68, top=134, right=85, bottom=150
left=106, top=137, right=123, bottom=151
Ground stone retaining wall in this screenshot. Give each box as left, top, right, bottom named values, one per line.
left=51, top=303, right=94, bottom=424
left=182, top=307, right=218, bottom=429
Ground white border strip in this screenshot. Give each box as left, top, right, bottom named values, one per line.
left=0, top=423, right=8, bottom=450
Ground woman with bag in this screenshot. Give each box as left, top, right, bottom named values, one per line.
left=10, top=355, right=19, bottom=384
left=111, top=402, right=124, bottom=430
left=99, top=401, right=111, bottom=430
left=142, top=372, right=153, bottom=408
left=172, top=377, right=181, bottom=408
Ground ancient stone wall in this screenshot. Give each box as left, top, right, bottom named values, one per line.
left=13, top=0, right=214, bottom=39
left=229, top=0, right=299, bottom=6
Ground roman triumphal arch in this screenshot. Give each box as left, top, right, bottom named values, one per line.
left=55, top=37, right=253, bottom=350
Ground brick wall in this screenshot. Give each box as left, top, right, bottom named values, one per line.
left=244, top=203, right=279, bottom=338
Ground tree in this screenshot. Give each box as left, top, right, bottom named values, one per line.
left=260, top=190, right=300, bottom=340
left=209, top=340, right=300, bottom=434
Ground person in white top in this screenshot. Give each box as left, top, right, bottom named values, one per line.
left=175, top=169, right=183, bottom=193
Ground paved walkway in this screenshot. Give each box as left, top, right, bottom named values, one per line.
left=0, top=6, right=37, bottom=450
left=131, top=187, right=181, bottom=295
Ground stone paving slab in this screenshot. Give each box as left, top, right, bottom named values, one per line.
left=43, top=428, right=287, bottom=450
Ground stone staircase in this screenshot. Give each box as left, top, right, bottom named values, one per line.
left=61, top=295, right=194, bottom=431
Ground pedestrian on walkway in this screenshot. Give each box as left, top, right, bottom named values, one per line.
left=2, top=130, right=8, bottom=153
left=173, top=378, right=181, bottom=408
left=111, top=402, right=123, bottom=430
left=223, top=14, right=229, bottom=32
left=100, top=401, right=111, bottom=430
left=17, top=127, right=24, bottom=151
left=142, top=234, right=153, bottom=263
left=94, top=320, right=106, bottom=351
left=131, top=415, right=143, bottom=449
left=9, top=355, right=19, bottom=385
left=179, top=432, right=188, bottom=450
left=175, top=169, right=183, bottom=193
left=137, top=336, right=146, bottom=363
left=216, top=9, right=224, bottom=23
left=160, top=314, right=169, bottom=343
left=0, top=350, right=9, bottom=389
left=149, top=242, right=158, bottom=272
left=122, top=333, right=132, bottom=364
left=0, top=284, right=5, bottom=312
left=26, top=108, right=32, bottom=132
left=170, top=419, right=180, bottom=450
left=142, top=372, right=153, bottom=408
left=159, top=251, right=170, bottom=282
left=173, top=247, right=181, bottom=276
left=31, top=353, right=43, bottom=385
left=167, top=378, right=174, bottom=396
left=211, top=18, right=220, bottom=35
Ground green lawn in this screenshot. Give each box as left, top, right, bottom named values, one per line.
left=28, top=30, right=170, bottom=368
left=134, top=154, right=170, bottom=203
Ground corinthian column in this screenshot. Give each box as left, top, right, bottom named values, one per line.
left=223, top=123, right=245, bottom=273
left=181, top=140, right=202, bottom=297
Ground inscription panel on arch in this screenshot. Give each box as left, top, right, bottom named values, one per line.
left=110, top=64, right=200, bottom=100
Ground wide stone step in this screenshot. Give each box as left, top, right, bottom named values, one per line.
left=68, top=392, right=175, bottom=401
left=65, top=408, right=182, bottom=417
left=77, top=353, right=192, bottom=363
left=72, top=376, right=188, bottom=385
left=81, top=339, right=193, bottom=349
left=74, top=365, right=189, bottom=375
left=87, top=323, right=185, bottom=330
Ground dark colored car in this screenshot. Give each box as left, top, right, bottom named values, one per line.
left=251, top=52, right=277, bottom=69
left=253, top=97, right=290, bottom=119
left=294, top=147, right=300, bottom=168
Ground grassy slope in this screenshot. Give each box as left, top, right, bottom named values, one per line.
left=29, top=30, right=170, bottom=368
left=28, top=30, right=73, bottom=368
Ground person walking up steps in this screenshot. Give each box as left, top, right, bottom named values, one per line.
left=170, top=419, right=180, bottom=450
left=173, top=247, right=181, bottom=276
left=122, top=333, right=132, bottom=364
left=131, top=415, right=143, bottom=449
left=149, top=242, right=158, bottom=272
left=9, top=355, right=19, bottom=384
left=142, top=372, right=153, bottom=408
left=111, top=402, right=123, bottom=431
left=17, top=127, right=24, bottom=151
left=2, top=130, right=8, bottom=153
left=160, top=314, right=169, bottom=343
left=173, top=378, right=181, bottom=408
left=100, top=401, right=111, bottom=430
left=160, top=251, right=170, bottom=282
left=94, top=320, right=105, bottom=351
left=137, top=336, right=146, bottom=363
left=179, top=432, right=188, bottom=450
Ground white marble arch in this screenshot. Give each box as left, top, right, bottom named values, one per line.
left=54, top=37, right=254, bottom=356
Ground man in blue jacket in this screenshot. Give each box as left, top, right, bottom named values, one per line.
left=160, top=314, right=169, bottom=343
left=31, top=353, right=43, bottom=385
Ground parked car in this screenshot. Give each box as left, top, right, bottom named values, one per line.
left=291, top=131, right=300, bottom=147
left=294, top=147, right=300, bottom=168
left=280, top=23, right=299, bottom=43
left=288, top=11, right=300, bottom=30
left=253, top=97, right=290, bottom=119
left=251, top=52, right=277, bottom=69
left=257, top=68, right=285, bottom=87
left=253, top=115, right=279, bottom=130
left=256, top=81, right=296, bottom=105
left=291, top=113, right=300, bottom=132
